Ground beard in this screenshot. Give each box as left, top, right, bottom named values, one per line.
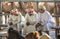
left=29, top=13, right=33, bottom=16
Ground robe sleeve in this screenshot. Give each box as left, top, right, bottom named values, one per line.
left=8, top=15, right=12, bottom=23
left=42, top=11, right=55, bottom=25
left=23, top=14, right=29, bottom=35
left=36, top=13, right=40, bottom=23
left=20, top=15, right=25, bottom=28
left=47, top=12, right=55, bottom=24
left=25, top=14, right=28, bottom=25
left=46, top=11, right=56, bottom=29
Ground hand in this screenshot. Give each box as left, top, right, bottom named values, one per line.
left=39, top=21, right=44, bottom=25
left=26, top=22, right=30, bottom=26
left=36, top=23, right=42, bottom=28
left=9, top=22, right=13, bottom=25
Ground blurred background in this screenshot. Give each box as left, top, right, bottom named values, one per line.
left=0, top=1, right=60, bottom=39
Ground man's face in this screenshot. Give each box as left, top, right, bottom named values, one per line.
left=28, top=8, right=34, bottom=15
left=39, top=9, right=45, bottom=13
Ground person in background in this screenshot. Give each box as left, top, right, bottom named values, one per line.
left=36, top=5, right=55, bottom=35
left=23, top=6, right=37, bottom=35
left=8, top=8, right=25, bottom=35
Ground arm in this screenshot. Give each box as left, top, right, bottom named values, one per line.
left=46, top=12, right=56, bottom=29
left=47, top=12, right=55, bottom=25
left=35, top=13, right=42, bottom=28
left=41, top=11, right=55, bottom=26
left=8, top=15, right=13, bottom=25
left=25, top=14, right=30, bottom=26
left=20, top=15, right=25, bottom=28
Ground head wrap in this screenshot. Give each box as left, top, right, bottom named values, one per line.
left=38, top=5, right=46, bottom=10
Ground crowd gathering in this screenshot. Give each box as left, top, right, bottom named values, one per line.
left=8, top=5, right=56, bottom=39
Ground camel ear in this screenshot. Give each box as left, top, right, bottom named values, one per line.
left=34, top=31, right=39, bottom=37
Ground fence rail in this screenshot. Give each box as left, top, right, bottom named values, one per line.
left=1, top=0, right=60, bottom=2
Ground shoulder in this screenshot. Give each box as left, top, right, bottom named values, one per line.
left=45, top=11, right=51, bottom=15
left=33, top=12, right=38, bottom=15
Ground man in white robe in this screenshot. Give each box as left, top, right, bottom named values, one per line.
left=8, top=9, right=25, bottom=33
left=23, top=8, right=37, bottom=35
left=36, top=5, right=55, bottom=35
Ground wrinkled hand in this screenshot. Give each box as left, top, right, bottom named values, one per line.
left=26, top=22, right=30, bottom=26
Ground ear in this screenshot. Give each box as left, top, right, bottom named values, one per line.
left=34, top=31, right=39, bottom=37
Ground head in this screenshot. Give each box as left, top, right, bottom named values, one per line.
left=8, top=28, right=20, bottom=39
left=38, top=5, right=46, bottom=13
left=10, top=10, right=15, bottom=15
left=10, top=9, right=19, bottom=15
left=25, top=31, right=39, bottom=39
left=26, top=6, right=35, bottom=15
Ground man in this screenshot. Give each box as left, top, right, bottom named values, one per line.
left=36, top=5, right=55, bottom=35
left=23, top=7, right=37, bottom=35
left=8, top=8, right=25, bottom=34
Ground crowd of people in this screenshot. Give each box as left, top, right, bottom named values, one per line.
left=8, top=5, right=56, bottom=39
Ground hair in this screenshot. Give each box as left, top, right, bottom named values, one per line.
left=25, top=31, right=39, bottom=39
left=7, top=27, right=22, bottom=39
left=27, top=5, right=34, bottom=9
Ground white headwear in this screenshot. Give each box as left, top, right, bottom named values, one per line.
left=38, top=5, right=46, bottom=10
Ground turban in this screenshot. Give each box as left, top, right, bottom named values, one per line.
left=38, top=5, right=46, bottom=10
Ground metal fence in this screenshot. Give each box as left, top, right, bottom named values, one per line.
left=1, top=0, right=60, bottom=2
